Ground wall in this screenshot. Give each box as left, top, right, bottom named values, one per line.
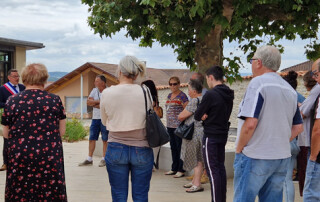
left=158, top=76, right=309, bottom=128
left=14, top=47, right=26, bottom=73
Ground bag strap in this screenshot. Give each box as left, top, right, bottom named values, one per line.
left=141, top=86, right=148, bottom=115
left=153, top=146, right=161, bottom=169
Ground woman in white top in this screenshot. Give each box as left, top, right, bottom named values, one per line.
left=100, top=55, right=153, bottom=202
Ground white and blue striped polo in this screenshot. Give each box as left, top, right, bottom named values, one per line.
left=236, top=72, right=303, bottom=159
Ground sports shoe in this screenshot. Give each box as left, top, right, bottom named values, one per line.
left=0, top=164, right=7, bottom=171
left=99, top=159, right=106, bottom=167
left=78, top=159, right=93, bottom=166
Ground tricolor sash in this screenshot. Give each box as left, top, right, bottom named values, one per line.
left=4, top=82, right=18, bottom=95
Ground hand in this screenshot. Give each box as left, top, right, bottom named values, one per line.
left=201, top=114, right=208, bottom=121
left=309, top=155, right=317, bottom=162
left=235, top=146, right=242, bottom=154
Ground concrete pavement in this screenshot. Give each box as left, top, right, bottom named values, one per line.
left=0, top=138, right=303, bottom=202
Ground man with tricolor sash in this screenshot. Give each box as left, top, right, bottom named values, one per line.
left=0, top=69, right=25, bottom=171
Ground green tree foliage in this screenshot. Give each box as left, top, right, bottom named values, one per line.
left=82, top=0, right=320, bottom=83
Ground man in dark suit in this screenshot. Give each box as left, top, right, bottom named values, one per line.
left=0, top=69, right=25, bottom=171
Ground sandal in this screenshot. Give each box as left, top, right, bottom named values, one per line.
left=174, top=172, right=185, bottom=178
left=183, top=182, right=193, bottom=188
left=165, top=170, right=177, bottom=175
left=186, top=185, right=204, bottom=193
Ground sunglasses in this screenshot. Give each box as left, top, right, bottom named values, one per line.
left=169, top=83, right=178, bottom=86
left=311, top=70, right=319, bottom=78
left=249, top=58, right=258, bottom=64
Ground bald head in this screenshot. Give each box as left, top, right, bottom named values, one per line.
left=190, top=72, right=205, bottom=85
left=312, top=58, right=320, bottom=72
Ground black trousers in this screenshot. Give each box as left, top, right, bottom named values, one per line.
left=3, top=137, right=7, bottom=165
left=167, top=127, right=184, bottom=172
left=203, top=136, right=227, bottom=202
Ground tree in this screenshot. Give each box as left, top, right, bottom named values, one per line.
left=82, top=0, right=320, bottom=83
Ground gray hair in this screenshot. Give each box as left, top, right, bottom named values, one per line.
left=117, top=56, right=146, bottom=79
left=254, top=45, right=281, bottom=71
left=188, top=79, right=203, bottom=94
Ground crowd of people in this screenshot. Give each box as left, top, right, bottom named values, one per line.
left=1, top=45, right=320, bottom=201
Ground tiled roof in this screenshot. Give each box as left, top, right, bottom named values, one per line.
left=89, top=63, right=193, bottom=86
left=281, top=61, right=313, bottom=72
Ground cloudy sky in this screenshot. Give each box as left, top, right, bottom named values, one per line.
left=0, top=0, right=313, bottom=73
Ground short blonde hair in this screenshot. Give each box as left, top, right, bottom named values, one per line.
left=117, top=56, right=146, bottom=79
left=21, top=63, right=49, bottom=86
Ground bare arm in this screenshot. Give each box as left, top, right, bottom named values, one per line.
left=182, top=101, right=189, bottom=109
left=178, top=109, right=193, bottom=122
left=290, top=123, right=303, bottom=141
left=59, top=119, right=66, bottom=137
left=310, top=119, right=320, bottom=161
left=87, top=97, right=100, bottom=108
left=2, top=125, right=9, bottom=139
left=236, top=117, right=258, bottom=153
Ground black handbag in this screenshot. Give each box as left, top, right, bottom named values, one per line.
left=174, top=121, right=194, bottom=140
left=142, top=86, right=170, bottom=148
left=174, top=98, right=199, bottom=140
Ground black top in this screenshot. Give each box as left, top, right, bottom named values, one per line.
left=194, top=84, right=234, bottom=141
left=310, top=94, right=320, bottom=164
left=0, top=83, right=25, bottom=108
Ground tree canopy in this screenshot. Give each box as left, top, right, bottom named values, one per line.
left=82, top=0, right=320, bottom=83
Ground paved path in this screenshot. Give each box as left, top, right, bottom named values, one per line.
left=0, top=138, right=303, bottom=201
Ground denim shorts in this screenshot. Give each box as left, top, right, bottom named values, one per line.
left=89, top=119, right=109, bottom=141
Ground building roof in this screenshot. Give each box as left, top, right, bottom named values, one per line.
left=45, top=62, right=193, bottom=92
left=281, top=61, right=313, bottom=72
left=0, top=37, right=45, bottom=50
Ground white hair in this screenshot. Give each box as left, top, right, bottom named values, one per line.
left=254, top=45, right=281, bottom=71
left=117, top=55, right=146, bottom=79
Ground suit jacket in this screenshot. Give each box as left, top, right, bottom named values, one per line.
left=0, top=83, right=25, bottom=108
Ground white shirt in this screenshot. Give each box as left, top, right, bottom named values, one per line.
left=89, top=87, right=104, bottom=119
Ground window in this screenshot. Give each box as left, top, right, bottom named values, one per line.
left=0, top=50, right=13, bottom=85
left=65, top=96, right=89, bottom=114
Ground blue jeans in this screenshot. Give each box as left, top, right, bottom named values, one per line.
left=233, top=153, right=289, bottom=202
left=105, top=142, right=154, bottom=202
left=283, top=154, right=297, bottom=202
left=89, top=119, right=109, bottom=141
left=303, top=159, right=320, bottom=201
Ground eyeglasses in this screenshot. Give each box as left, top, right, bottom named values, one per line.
left=249, top=58, right=258, bottom=64
left=169, top=83, right=178, bottom=86
left=311, top=70, right=319, bottom=78
left=9, top=75, right=20, bottom=78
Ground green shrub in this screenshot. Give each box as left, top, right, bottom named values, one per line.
left=64, top=118, right=88, bottom=142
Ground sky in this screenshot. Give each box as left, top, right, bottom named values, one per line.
left=0, top=0, right=314, bottom=73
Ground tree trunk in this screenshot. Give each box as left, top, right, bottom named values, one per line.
left=195, top=25, right=223, bottom=78
left=195, top=0, right=234, bottom=84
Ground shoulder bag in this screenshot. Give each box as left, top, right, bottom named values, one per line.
left=174, top=98, right=199, bottom=140
left=142, top=86, right=170, bottom=148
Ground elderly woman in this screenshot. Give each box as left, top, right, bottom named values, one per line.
left=1, top=64, right=67, bottom=201
left=178, top=79, right=204, bottom=193
left=165, top=76, right=188, bottom=178
left=100, top=56, right=153, bottom=201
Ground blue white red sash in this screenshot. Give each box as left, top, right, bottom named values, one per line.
left=4, top=82, right=18, bottom=95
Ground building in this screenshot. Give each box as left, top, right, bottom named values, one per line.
left=45, top=62, right=192, bottom=118
left=0, top=37, right=45, bottom=85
